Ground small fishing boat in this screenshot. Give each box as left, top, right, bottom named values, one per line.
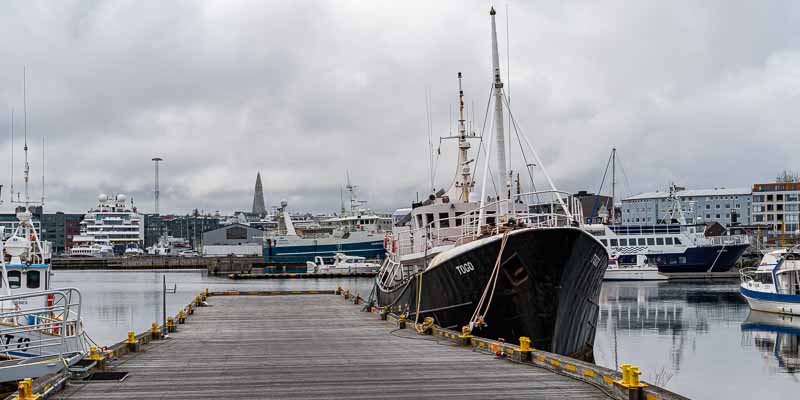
left=0, top=96, right=89, bottom=383
left=0, top=211, right=89, bottom=383
left=739, top=247, right=800, bottom=316
left=306, top=253, right=380, bottom=274
left=604, top=253, right=667, bottom=281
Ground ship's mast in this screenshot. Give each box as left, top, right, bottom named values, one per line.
left=457, top=73, right=473, bottom=202
left=23, top=66, right=30, bottom=206
left=490, top=7, right=510, bottom=215
left=611, top=147, right=616, bottom=222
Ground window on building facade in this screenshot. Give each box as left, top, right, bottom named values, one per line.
left=768, top=195, right=774, bottom=201
left=716, top=204, right=720, bottom=209
left=226, top=226, right=247, bottom=240
left=716, top=214, right=721, bottom=218
left=706, top=204, right=710, bottom=209
left=705, top=214, right=711, bottom=219
left=777, top=194, right=784, bottom=201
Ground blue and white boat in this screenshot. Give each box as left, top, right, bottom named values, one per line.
left=585, top=187, right=750, bottom=274
left=740, top=248, right=800, bottom=316
left=263, top=182, right=391, bottom=267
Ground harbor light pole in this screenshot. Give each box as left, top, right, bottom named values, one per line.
left=152, top=157, right=163, bottom=215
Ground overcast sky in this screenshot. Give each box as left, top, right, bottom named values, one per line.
left=2, top=1, right=799, bottom=215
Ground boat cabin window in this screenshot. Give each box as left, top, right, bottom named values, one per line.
left=425, top=213, right=434, bottom=227
left=439, top=213, right=450, bottom=228
left=27, top=271, right=40, bottom=289
left=674, top=237, right=682, bottom=245
left=755, top=273, right=774, bottom=284
left=656, top=238, right=664, bottom=245
left=665, top=237, right=674, bottom=245
left=7, top=271, right=21, bottom=289
left=486, top=217, right=496, bottom=226
left=647, top=238, right=655, bottom=246
left=638, top=238, right=646, bottom=246
left=619, top=239, right=627, bottom=246
left=416, top=214, right=423, bottom=228
left=610, top=239, right=618, bottom=247
left=455, top=212, right=464, bottom=227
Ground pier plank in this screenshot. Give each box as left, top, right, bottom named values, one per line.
left=57, top=295, right=608, bottom=399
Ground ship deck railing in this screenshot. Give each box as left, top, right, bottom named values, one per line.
left=0, top=288, right=87, bottom=360
left=382, top=191, right=583, bottom=285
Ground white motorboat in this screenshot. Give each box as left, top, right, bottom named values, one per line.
left=604, top=253, right=667, bottom=281
left=305, top=253, right=380, bottom=274
left=740, top=247, right=800, bottom=316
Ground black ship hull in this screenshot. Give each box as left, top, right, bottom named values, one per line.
left=376, top=227, right=608, bottom=361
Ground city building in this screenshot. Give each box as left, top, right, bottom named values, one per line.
left=144, top=213, right=223, bottom=250
left=41, top=212, right=83, bottom=254
left=201, top=223, right=265, bottom=256
left=752, top=182, right=800, bottom=238
left=622, top=187, right=751, bottom=227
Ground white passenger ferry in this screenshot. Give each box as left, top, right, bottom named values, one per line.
left=71, top=194, right=144, bottom=256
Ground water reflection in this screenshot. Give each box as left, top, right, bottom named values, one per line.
left=741, top=310, right=800, bottom=375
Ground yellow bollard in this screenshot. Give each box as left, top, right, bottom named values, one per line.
left=150, top=321, right=162, bottom=338
left=124, top=331, right=137, bottom=344
left=87, top=346, right=104, bottom=361
left=167, top=317, right=176, bottom=333
left=177, top=309, right=186, bottom=324
left=335, top=286, right=342, bottom=295
left=397, top=313, right=407, bottom=329
left=519, top=336, right=532, bottom=352
left=187, top=303, right=194, bottom=315
left=630, top=366, right=642, bottom=387
left=343, top=289, right=350, bottom=300
left=15, top=378, right=40, bottom=400
left=620, top=364, right=632, bottom=386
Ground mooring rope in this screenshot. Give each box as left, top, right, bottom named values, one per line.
left=469, top=230, right=511, bottom=329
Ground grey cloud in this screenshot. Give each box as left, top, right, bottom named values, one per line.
left=2, top=0, right=800, bottom=216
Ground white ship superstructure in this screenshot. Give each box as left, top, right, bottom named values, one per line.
left=72, top=194, right=144, bottom=256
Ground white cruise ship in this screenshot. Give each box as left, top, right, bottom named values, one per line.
left=69, top=194, right=144, bottom=256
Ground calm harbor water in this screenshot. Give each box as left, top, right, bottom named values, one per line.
left=53, top=271, right=794, bottom=399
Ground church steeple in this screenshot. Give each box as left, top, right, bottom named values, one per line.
left=252, top=172, right=267, bottom=217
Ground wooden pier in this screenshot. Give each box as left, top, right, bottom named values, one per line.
left=40, top=291, right=684, bottom=400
